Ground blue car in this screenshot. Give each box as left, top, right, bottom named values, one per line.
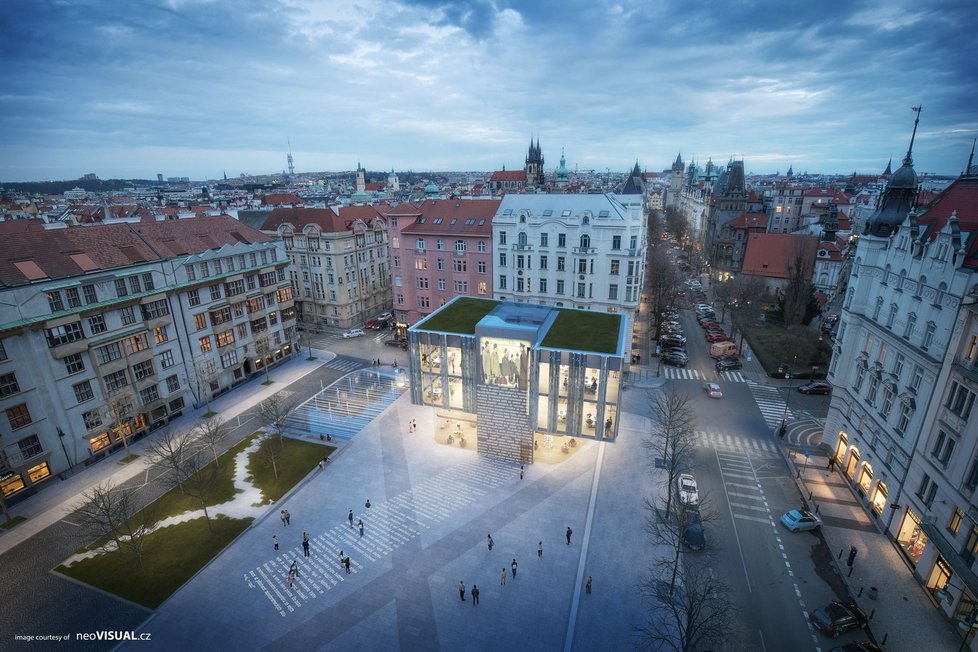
left=780, top=509, right=823, bottom=532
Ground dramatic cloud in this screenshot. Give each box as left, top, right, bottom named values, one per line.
left=0, top=0, right=975, bottom=181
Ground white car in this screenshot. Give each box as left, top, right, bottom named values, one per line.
left=677, top=473, right=699, bottom=506
left=342, top=328, right=365, bottom=338
left=704, top=382, right=723, bottom=399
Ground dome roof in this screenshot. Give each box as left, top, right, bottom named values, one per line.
left=888, top=161, right=917, bottom=189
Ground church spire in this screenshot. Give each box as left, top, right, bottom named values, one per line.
left=882, top=157, right=892, bottom=177
left=965, top=139, right=976, bottom=176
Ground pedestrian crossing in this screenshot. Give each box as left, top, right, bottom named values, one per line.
left=322, top=358, right=363, bottom=372
left=245, top=456, right=515, bottom=616
left=715, top=450, right=776, bottom=526
left=695, top=428, right=781, bottom=457
left=745, top=379, right=796, bottom=429
left=657, top=368, right=746, bottom=382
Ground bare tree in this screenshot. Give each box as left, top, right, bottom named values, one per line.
left=635, top=560, right=738, bottom=652
left=177, top=452, right=221, bottom=532
left=256, top=393, right=298, bottom=444
left=191, top=416, right=229, bottom=467
left=256, top=431, right=285, bottom=480
left=145, top=428, right=196, bottom=493
left=644, top=494, right=719, bottom=595
left=102, top=389, right=137, bottom=454
left=642, top=389, right=697, bottom=519
left=644, top=246, right=684, bottom=339
left=725, top=275, right=767, bottom=350
left=190, top=360, right=219, bottom=414
left=780, top=238, right=817, bottom=326
left=74, top=481, right=149, bottom=570
left=254, top=335, right=272, bottom=383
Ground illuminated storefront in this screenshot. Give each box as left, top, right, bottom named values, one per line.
left=857, top=462, right=873, bottom=496
left=897, top=508, right=927, bottom=564
left=409, top=298, right=627, bottom=463
left=845, top=447, right=860, bottom=481
left=870, top=479, right=887, bottom=515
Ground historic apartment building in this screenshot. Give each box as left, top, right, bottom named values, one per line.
left=258, top=206, right=391, bottom=329
left=385, top=198, right=501, bottom=326
left=490, top=193, right=647, bottom=330
left=824, top=116, right=978, bottom=638
left=0, top=216, right=295, bottom=501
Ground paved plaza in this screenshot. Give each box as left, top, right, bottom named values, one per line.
left=130, top=381, right=660, bottom=651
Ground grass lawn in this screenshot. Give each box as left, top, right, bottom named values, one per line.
left=1, top=515, right=26, bottom=530
left=56, top=515, right=252, bottom=609
left=418, top=297, right=499, bottom=334
left=744, top=321, right=830, bottom=378
left=542, top=310, right=622, bottom=354
left=247, top=435, right=334, bottom=505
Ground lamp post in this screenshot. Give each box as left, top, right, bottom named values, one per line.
left=778, top=355, right=797, bottom=438
left=56, top=426, right=74, bottom=472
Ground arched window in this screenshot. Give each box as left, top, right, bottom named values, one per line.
left=518, top=232, right=527, bottom=246
left=582, top=215, right=590, bottom=225
left=520, top=214, right=526, bottom=224
left=898, top=269, right=907, bottom=291
left=873, top=297, right=883, bottom=320
left=936, top=282, right=947, bottom=308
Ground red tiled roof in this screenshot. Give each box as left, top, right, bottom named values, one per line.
left=261, top=193, right=303, bottom=206
left=490, top=170, right=527, bottom=182
left=740, top=233, right=819, bottom=279
left=260, top=207, right=339, bottom=232
left=728, top=211, right=769, bottom=229
left=386, top=199, right=500, bottom=235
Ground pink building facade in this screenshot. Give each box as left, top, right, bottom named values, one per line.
left=386, top=199, right=501, bottom=326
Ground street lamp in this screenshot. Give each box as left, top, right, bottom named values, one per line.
left=778, top=355, right=797, bottom=438
left=56, top=426, right=74, bottom=472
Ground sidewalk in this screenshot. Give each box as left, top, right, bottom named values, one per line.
left=789, top=449, right=962, bottom=650
left=0, top=349, right=336, bottom=557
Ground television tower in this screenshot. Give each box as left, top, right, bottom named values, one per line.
left=287, top=138, right=295, bottom=178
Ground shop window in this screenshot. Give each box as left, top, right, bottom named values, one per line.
left=0, top=473, right=26, bottom=497
left=858, top=464, right=873, bottom=495
left=870, top=480, right=887, bottom=515
left=897, top=509, right=926, bottom=563
left=27, top=462, right=51, bottom=483
left=90, top=432, right=111, bottom=452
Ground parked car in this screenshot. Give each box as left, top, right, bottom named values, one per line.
left=660, top=334, right=687, bottom=346
left=661, top=351, right=689, bottom=367
left=706, top=331, right=729, bottom=343
left=342, top=328, right=365, bottom=338
left=677, top=473, right=699, bottom=505
left=798, top=381, right=832, bottom=395
left=716, top=357, right=743, bottom=372
left=703, top=382, right=723, bottom=399
left=385, top=338, right=407, bottom=347
left=780, top=509, right=823, bottom=532
left=683, top=509, right=705, bottom=551
left=810, top=601, right=869, bottom=638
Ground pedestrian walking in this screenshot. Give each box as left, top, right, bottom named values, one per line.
left=487, top=534, right=494, bottom=551
left=339, top=550, right=344, bottom=568
left=318, top=459, right=325, bottom=471
left=344, top=556, right=351, bottom=574
left=358, top=520, right=364, bottom=537
left=348, top=509, right=354, bottom=528
left=520, top=465, right=524, bottom=480
left=566, top=526, right=573, bottom=545
left=365, top=499, right=371, bottom=509
left=273, top=535, right=279, bottom=551
left=500, top=568, right=507, bottom=585
left=284, top=509, right=291, bottom=526
left=287, top=569, right=295, bottom=587
left=827, top=456, right=836, bottom=471
left=511, top=559, right=518, bottom=579
left=459, top=580, right=466, bottom=602
left=411, top=419, right=416, bottom=432
left=290, top=559, right=299, bottom=578
left=280, top=510, right=287, bottom=526
left=586, top=576, right=592, bottom=594
left=302, top=532, right=310, bottom=557
left=537, top=541, right=543, bottom=558
left=471, top=585, right=480, bottom=606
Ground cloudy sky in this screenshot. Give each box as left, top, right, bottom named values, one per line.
left=1, top=0, right=976, bottom=182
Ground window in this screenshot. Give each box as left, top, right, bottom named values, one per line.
left=917, top=473, right=937, bottom=507
left=122, top=333, right=148, bottom=355
left=237, top=323, right=249, bottom=339
left=950, top=508, right=964, bottom=535
left=221, top=350, right=238, bottom=368
left=83, top=409, right=103, bottom=430
left=478, top=281, right=488, bottom=295
left=498, top=253, right=507, bottom=267
left=578, top=259, right=588, bottom=274
left=932, top=430, right=957, bottom=467
left=872, top=297, right=883, bottom=320
left=73, top=380, right=95, bottom=403
left=923, top=322, right=936, bottom=350
left=853, top=365, right=866, bottom=392
left=142, top=273, right=155, bottom=291
left=478, top=260, right=486, bottom=274
left=438, top=279, right=446, bottom=290
left=141, top=299, right=170, bottom=320
left=499, top=231, right=507, bottom=245
left=166, top=375, right=180, bottom=392
left=866, top=375, right=879, bottom=404
left=630, top=235, right=638, bottom=250
left=83, top=284, right=97, bottom=304
left=88, top=314, right=107, bottom=334
left=115, top=278, right=129, bottom=298
left=579, top=235, right=590, bottom=249
left=415, top=258, right=428, bottom=270
left=133, top=359, right=154, bottom=380
left=539, top=255, right=547, bottom=270
left=947, top=381, right=976, bottom=419
left=160, top=350, right=174, bottom=368
left=64, top=353, right=85, bottom=375
left=416, top=277, right=429, bottom=290
left=880, top=385, right=894, bottom=419
left=539, top=279, right=547, bottom=292
left=965, top=527, right=978, bottom=565
left=119, top=306, right=136, bottom=325
left=540, top=233, right=549, bottom=247
left=127, top=275, right=142, bottom=294
left=225, top=279, right=245, bottom=296
left=886, top=305, right=897, bottom=328
left=478, top=240, right=486, bottom=253
left=453, top=259, right=467, bottom=273
left=198, top=336, right=212, bottom=353
left=612, top=235, right=621, bottom=250
left=66, top=287, right=81, bottom=308
left=210, top=306, right=232, bottom=326
left=418, top=296, right=430, bottom=308
left=608, top=284, right=618, bottom=300
left=577, top=282, right=586, bottom=298
left=250, top=317, right=268, bottom=333
left=154, top=326, right=169, bottom=344
left=454, top=280, right=468, bottom=293
left=557, top=256, right=566, bottom=271
left=893, top=353, right=905, bottom=379
left=556, top=280, right=564, bottom=295
left=910, top=366, right=923, bottom=393
left=896, top=401, right=912, bottom=434
left=456, top=240, right=465, bottom=253
left=610, top=260, right=620, bottom=275
left=558, top=233, right=566, bottom=248
left=46, top=323, right=82, bottom=347
left=436, top=239, right=444, bottom=251
left=903, top=313, right=916, bottom=339
left=207, top=284, right=222, bottom=301
left=499, top=276, right=507, bottom=290
left=967, top=457, right=978, bottom=491
left=216, top=330, right=235, bottom=347
left=517, top=255, right=525, bottom=270
left=5, top=404, right=32, bottom=429
left=188, top=290, right=201, bottom=306
left=104, top=370, right=129, bottom=394
left=139, top=385, right=160, bottom=405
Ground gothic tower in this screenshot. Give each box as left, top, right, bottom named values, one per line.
left=525, top=139, right=545, bottom=188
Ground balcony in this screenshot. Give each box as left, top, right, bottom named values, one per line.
left=572, top=247, right=597, bottom=255
left=512, top=244, right=533, bottom=251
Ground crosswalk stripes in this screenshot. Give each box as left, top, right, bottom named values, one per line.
left=714, top=449, right=776, bottom=526
left=745, top=379, right=795, bottom=429
left=657, top=368, right=746, bottom=383
left=694, top=428, right=780, bottom=456
left=323, top=358, right=363, bottom=372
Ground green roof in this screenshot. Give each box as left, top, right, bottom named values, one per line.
left=541, top=310, right=621, bottom=354
left=418, top=297, right=499, bottom=334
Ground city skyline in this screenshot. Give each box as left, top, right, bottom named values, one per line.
left=1, top=0, right=976, bottom=182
